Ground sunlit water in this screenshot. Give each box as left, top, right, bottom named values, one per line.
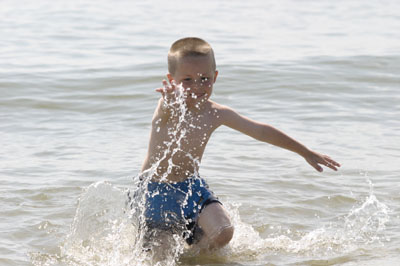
left=1, top=0, right=400, bottom=265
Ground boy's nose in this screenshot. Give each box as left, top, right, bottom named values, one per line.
left=193, top=79, right=205, bottom=88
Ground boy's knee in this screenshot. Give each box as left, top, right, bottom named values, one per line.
left=213, top=225, right=234, bottom=248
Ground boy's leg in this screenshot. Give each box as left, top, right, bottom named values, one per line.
left=196, top=202, right=234, bottom=250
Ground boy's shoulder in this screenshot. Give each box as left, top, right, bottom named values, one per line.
left=207, top=100, right=251, bottom=130
left=208, top=100, right=237, bottom=116
left=205, top=100, right=240, bottom=125
left=207, top=100, right=230, bottom=112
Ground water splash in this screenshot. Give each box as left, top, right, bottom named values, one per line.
left=60, top=182, right=139, bottom=265
left=219, top=180, right=391, bottom=264
left=29, top=181, right=186, bottom=266
left=343, top=179, right=391, bottom=245
left=30, top=177, right=392, bottom=266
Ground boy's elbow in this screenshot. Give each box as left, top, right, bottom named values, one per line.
left=253, top=124, right=271, bottom=143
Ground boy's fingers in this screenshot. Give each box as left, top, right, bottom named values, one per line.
left=325, top=162, right=338, bottom=171
left=306, top=157, right=323, bottom=172
left=162, top=80, right=169, bottom=90
left=320, top=156, right=340, bottom=171
left=314, top=163, right=323, bottom=172
left=324, top=156, right=341, bottom=168
left=330, top=159, right=341, bottom=167
left=308, top=154, right=340, bottom=172
left=162, top=79, right=176, bottom=94
left=155, top=88, right=164, bottom=98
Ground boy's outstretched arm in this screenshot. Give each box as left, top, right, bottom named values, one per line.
left=219, top=105, right=340, bottom=172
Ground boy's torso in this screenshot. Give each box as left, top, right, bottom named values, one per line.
left=141, top=100, right=223, bottom=182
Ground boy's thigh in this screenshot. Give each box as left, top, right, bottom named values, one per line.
left=197, top=202, right=232, bottom=236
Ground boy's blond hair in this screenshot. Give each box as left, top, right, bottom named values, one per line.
left=168, top=37, right=216, bottom=75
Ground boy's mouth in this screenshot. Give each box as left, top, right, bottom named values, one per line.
left=189, top=93, right=206, bottom=98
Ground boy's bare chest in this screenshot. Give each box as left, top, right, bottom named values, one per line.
left=153, top=111, right=218, bottom=153
left=166, top=113, right=215, bottom=142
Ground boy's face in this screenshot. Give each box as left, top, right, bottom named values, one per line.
left=168, top=55, right=218, bottom=108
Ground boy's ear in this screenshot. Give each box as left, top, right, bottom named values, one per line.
left=214, top=70, right=218, bottom=83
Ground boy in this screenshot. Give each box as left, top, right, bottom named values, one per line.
left=138, top=37, right=340, bottom=251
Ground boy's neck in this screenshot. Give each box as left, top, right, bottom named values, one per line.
left=186, top=99, right=211, bottom=113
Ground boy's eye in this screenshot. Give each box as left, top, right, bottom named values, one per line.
left=183, top=78, right=192, bottom=82
left=201, top=77, right=209, bottom=82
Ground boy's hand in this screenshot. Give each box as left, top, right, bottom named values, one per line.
left=155, top=79, right=181, bottom=105
left=304, top=150, right=341, bottom=172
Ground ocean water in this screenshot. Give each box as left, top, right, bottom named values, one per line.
left=1, top=0, right=400, bottom=265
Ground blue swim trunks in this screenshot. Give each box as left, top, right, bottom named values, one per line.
left=132, top=176, right=221, bottom=245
